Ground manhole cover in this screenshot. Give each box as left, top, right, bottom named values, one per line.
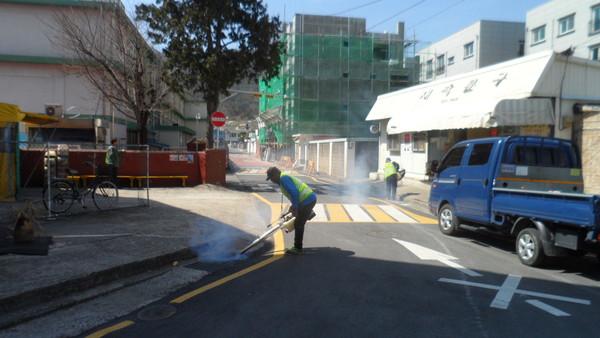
left=368, top=231, right=401, bottom=238
left=137, top=305, right=177, bottom=321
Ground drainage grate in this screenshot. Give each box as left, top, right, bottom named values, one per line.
left=137, top=305, right=177, bottom=321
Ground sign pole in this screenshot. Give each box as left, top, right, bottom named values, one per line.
left=210, top=111, right=226, bottom=149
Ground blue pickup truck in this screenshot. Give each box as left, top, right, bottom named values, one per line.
left=428, top=136, right=600, bottom=267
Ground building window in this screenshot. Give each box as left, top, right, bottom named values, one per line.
left=558, top=14, right=575, bottom=36
left=412, top=132, right=426, bottom=153
left=532, top=25, right=546, bottom=45
left=436, top=55, right=445, bottom=74
left=518, top=40, right=525, bottom=56
left=592, top=45, right=600, bottom=60
left=448, top=56, right=454, bottom=65
left=390, top=74, right=408, bottom=88
left=464, top=42, right=474, bottom=59
left=592, top=5, right=600, bottom=34
left=388, top=134, right=400, bottom=151
left=373, top=44, right=389, bottom=60
left=426, top=60, right=433, bottom=79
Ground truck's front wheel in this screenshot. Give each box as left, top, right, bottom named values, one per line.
left=516, top=228, right=546, bottom=267
left=438, top=204, right=460, bottom=236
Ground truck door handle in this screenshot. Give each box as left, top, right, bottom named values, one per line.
left=483, top=178, right=488, bottom=187
left=456, top=178, right=460, bottom=185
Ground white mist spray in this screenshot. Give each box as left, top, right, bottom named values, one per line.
left=190, top=220, right=250, bottom=262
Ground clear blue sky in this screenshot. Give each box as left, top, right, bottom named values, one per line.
left=127, top=0, right=550, bottom=48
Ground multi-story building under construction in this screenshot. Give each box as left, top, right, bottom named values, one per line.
left=259, top=14, right=417, bottom=151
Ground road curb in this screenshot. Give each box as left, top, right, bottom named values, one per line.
left=0, top=248, right=196, bottom=330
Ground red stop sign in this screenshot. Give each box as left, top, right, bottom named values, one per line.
left=211, top=111, right=227, bottom=127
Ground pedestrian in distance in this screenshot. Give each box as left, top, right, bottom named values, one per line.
left=384, top=157, right=399, bottom=200
left=266, top=166, right=317, bottom=255
left=105, top=138, right=120, bottom=187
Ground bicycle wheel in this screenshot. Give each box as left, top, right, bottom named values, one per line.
left=93, top=181, right=119, bottom=210
left=43, top=180, right=76, bottom=214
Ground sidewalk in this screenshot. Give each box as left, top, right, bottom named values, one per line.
left=0, top=182, right=267, bottom=333
left=0, top=165, right=432, bottom=335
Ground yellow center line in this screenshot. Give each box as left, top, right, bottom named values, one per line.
left=170, top=195, right=285, bottom=304
left=85, top=321, right=134, bottom=338
left=88, top=194, right=285, bottom=336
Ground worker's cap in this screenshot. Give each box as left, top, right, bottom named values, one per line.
left=385, top=157, right=391, bottom=162
left=266, top=167, right=279, bottom=181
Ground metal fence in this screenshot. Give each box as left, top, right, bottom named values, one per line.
left=1, top=140, right=150, bottom=221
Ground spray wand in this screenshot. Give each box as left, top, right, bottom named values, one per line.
left=267, top=211, right=292, bottom=228
left=240, top=211, right=295, bottom=254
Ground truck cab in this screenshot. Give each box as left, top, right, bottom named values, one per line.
left=429, top=137, right=503, bottom=225
left=428, top=136, right=595, bottom=266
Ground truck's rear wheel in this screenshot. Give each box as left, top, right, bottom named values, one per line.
left=438, top=204, right=460, bottom=236
left=516, top=228, right=546, bottom=266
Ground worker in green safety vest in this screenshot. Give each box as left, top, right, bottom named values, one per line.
left=105, top=138, right=121, bottom=187
left=384, top=157, right=399, bottom=200
left=266, top=166, right=317, bottom=255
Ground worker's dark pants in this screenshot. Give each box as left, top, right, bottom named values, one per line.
left=386, top=175, right=397, bottom=200
left=108, top=165, right=119, bottom=187
left=294, top=200, right=316, bottom=250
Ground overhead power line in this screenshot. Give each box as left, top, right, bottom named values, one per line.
left=367, top=0, right=427, bottom=31
left=331, top=0, right=385, bottom=16
left=406, top=0, right=465, bottom=32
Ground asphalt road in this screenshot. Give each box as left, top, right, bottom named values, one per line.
left=77, top=157, right=600, bottom=338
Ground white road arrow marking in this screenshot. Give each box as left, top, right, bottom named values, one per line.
left=439, top=276, right=591, bottom=315
left=393, top=239, right=482, bottom=277
left=491, top=274, right=521, bottom=309
left=526, top=300, right=571, bottom=316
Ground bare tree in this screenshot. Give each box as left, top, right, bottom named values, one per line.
left=45, top=2, right=170, bottom=144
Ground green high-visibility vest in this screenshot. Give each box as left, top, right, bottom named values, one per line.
left=280, top=173, right=313, bottom=203
left=384, top=162, right=397, bottom=178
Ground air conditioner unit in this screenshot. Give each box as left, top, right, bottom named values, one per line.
left=44, top=104, right=63, bottom=117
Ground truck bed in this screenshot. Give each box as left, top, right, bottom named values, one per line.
left=491, top=187, right=599, bottom=227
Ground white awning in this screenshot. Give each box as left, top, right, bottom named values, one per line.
left=366, top=51, right=558, bottom=134
left=386, top=98, right=555, bottom=134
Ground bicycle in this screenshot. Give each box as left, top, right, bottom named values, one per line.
left=42, top=161, right=119, bottom=214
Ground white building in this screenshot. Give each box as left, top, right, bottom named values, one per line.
left=526, top=0, right=600, bottom=60
left=0, top=0, right=202, bottom=147
left=416, top=20, right=525, bottom=83
left=366, top=51, right=600, bottom=192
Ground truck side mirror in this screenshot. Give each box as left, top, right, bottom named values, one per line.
left=431, top=160, right=439, bottom=173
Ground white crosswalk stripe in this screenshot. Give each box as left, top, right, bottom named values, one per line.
left=343, top=204, right=374, bottom=222
left=378, top=205, right=417, bottom=223
left=311, top=204, right=328, bottom=222
left=303, top=203, right=421, bottom=223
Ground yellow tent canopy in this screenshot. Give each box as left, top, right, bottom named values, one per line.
left=0, top=102, right=60, bottom=124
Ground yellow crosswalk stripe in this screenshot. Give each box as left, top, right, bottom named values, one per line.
left=326, top=204, right=351, bottom=222
left=362, top=204, right=396, bottom=223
